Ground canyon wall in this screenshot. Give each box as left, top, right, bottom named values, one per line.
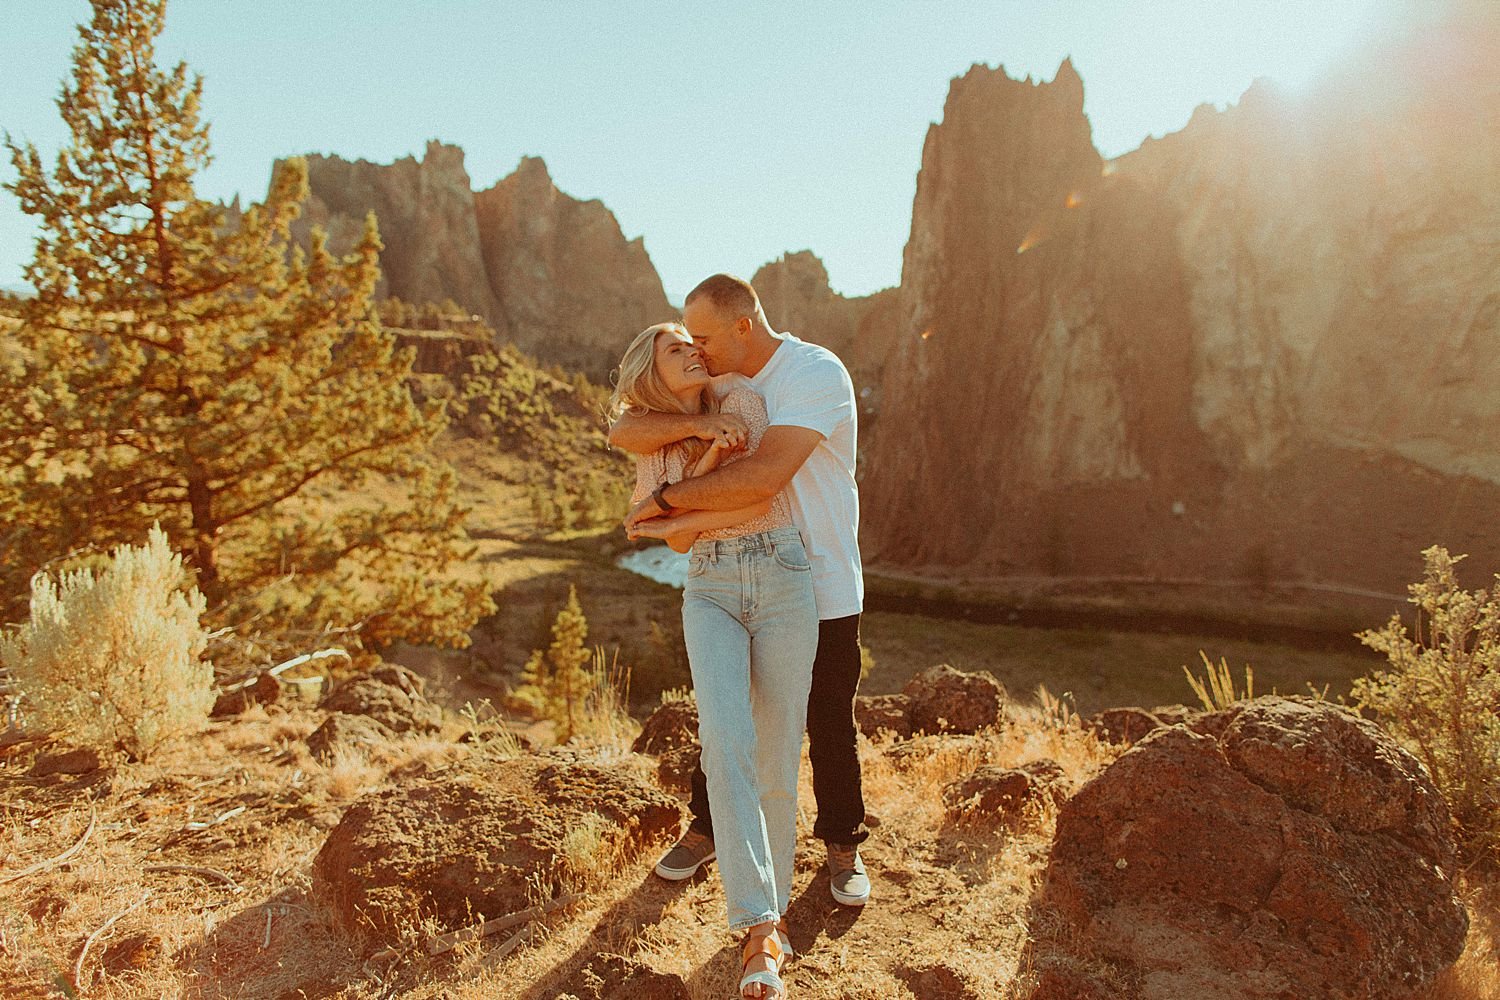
left=862, top=12, right=1500, bottom=595
left=283, top=142, right=672, bottom=379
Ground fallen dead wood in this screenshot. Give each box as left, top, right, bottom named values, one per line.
left=0, top=807, right=96, bottom=886
left=217, top=647, right=351, bottom=694
left=184, top=804, right=246, bottom=830
left=424, top=894, right=581, bottom=957
left=73, top=889, right=150, bottom=989
left=469, top=920, right=536, bottom=972
left=143, top=864, right=243, bottom=893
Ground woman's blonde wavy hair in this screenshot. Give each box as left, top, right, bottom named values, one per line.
left=608, top=322, right=717, bottom=464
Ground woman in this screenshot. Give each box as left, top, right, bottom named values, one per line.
left=611, top=322, right=816, bottom=1000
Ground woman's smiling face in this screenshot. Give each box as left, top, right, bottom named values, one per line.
left=653, top=327, right=709, bottom=396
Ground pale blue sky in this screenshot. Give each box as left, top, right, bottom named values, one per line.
left=2, top=1, right=1405, bottom=301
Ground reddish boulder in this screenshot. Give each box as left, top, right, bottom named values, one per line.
left=655, top=744, right=700, bottom=794
left=319, top=666, right=442, bottom=735
left=902, top=665, right=1006, bottom=735
left=305, top=713, right=394, bottom=763
left=1085, top=707, right=1163, bottom=746
left=210, top=671, right=282, bottom=717
left=1038, top=696, right=1467, bottom=1000
left=943, top=759, right=1068, bottom=821
left=855, top=693, right=913, bottom=739
left=631, top=699, right=698, bottom=755
left=313, top=751, right=681, bottom=943
left=30, top=746, right=101, bottom=776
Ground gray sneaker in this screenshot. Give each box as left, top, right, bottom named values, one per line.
left=654, top=828, right=716, bottom=881
left=826, top=843, right=870, bottom=907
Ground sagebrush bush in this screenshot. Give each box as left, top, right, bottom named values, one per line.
left=0, top=525, right=214, bottom=758
left=1352, top=545, right=1500, bottom=858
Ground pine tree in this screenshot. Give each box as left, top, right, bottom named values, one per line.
left=0, top=0, right=492, bottom=647
left=515, top=585, right=592, bottom=741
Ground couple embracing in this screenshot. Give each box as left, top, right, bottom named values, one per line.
left=609, top=273, right=869, bottom=1000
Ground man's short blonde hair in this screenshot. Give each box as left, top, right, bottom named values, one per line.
left=684, top=273, right=760, bottom=319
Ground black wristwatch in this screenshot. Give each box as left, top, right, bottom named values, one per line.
left=651, top=483, right=674, bottom=512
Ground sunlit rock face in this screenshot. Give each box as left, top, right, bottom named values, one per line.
left=282, top=143, right=672, bottom=379
left=865, top=61, right=1222, bottom=578
left=473, top=155, right=673, bottom=380
left=864, top=11, right=1500, bottom=593
left=294, top=141, right=499, bottom=319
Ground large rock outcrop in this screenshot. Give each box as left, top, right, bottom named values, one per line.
left=279, top=143, right=672, bottom=379
left=1033, top=697, right=1467, bottom=999
left=295, top=141, right=498, bottom=318
left=863, top=10, right=1500, bottom=596
left=473, top=155, right=673, bottom=378
left=313, top=750, right=680, bottom=943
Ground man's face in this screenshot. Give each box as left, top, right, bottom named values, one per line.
left=682, top=298, right=747, bottom=376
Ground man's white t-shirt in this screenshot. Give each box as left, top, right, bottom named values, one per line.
left=733, top=332, right=863, bottom=620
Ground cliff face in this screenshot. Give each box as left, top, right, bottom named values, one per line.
left=473, top=156, right=672, bottom=379
left=282, top=143, right=671, bottom=380
left=296, top=142, right=499, bottom=319
left=863, top=17, right=1500, bottom=593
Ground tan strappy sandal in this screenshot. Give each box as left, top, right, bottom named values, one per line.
left=739, top=924, right=787, bottom=1000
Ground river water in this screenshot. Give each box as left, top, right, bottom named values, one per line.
left=617, top=544, right=689, bottom=588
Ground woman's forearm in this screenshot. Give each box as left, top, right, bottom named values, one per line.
left=647, top=500, right=775, bottom=538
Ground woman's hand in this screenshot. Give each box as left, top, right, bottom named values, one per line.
left=627, top=517, right=676, bottom=540
left=690, top=435, right=736, bottom=478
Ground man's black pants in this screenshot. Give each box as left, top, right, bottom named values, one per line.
left=687, top=612, right=869, bottom=846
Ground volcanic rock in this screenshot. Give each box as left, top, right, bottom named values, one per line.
left=902, top=664, right=1006, bottom=735
left=210, top=671, right=281, bottom=718
left=1085, top=707, right=1164, bottom=746
left=942, top=759, right=1067, bottom=821
left=854, top=692, right=913, bottom=740
left=862, top=11, right=1500, bottom=596
left=30, top=746, right=101, bottom=777
left=753, top=250, right=900, bottom=391
left=1037, top=696, right=1467, bottom=999
left=473, top=156, right=673, bottom=379
left=282, top=144, right=672, bottom=379
left=313, top=751, right=680, bottom=942
left=305, top=713, right=395, bottom=763
left=631, top=699, right=699, bottom=756
left=318, top=667, right=442, bottom=736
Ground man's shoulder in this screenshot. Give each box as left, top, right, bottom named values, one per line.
left=774, top=333, right=852, bottom=384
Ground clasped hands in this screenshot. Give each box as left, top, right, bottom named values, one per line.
left=622, top=413, right=748, bottom=535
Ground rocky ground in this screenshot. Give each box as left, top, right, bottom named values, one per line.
left=2, top=659, right=1498, bottom=999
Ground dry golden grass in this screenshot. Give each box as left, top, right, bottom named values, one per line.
left=4, top=657, right=1497, bottom=998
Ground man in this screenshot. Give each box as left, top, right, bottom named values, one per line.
left=614, top=273, right=871, bottom=907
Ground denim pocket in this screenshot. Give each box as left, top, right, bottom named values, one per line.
left=771, top=543, right=811, bottom=572
left=687, top=553, right=709, bottom=578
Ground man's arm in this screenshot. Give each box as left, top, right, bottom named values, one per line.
left=608, top=409, right=748, bottom=456
left=624, top=425, right=821, bottom=528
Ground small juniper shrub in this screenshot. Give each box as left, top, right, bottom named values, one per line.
left=0, top=525, right=214, bottom=759
left=1353, top=545, right=1500, bottom=861
left=510, top=586, right=635, bottom=746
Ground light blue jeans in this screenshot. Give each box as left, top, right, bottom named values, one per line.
left=682, top=526, right=818, bottom=931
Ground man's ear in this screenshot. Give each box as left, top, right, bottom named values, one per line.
left=736, top=315, right=752, bottom=336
